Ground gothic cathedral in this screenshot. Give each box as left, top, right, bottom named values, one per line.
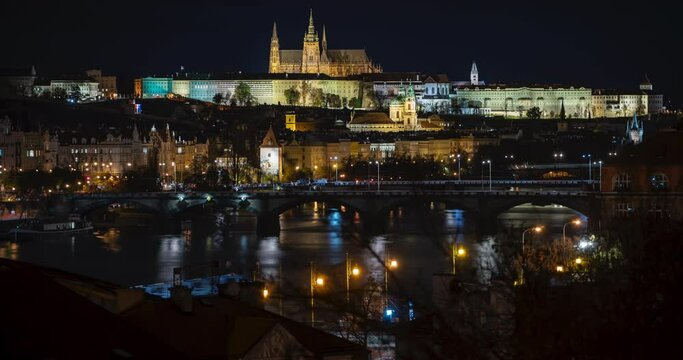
left=269, top=10, right=382, bottom=77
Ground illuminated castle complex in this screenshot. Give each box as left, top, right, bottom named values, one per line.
left=269, top=10, right=382, bottom=77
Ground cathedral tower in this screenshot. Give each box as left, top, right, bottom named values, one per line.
left=301, top=9, right=320, bottom=73
left=470, top=61, right=479, bottom=86
left=269, top=22, right=280, bottom=73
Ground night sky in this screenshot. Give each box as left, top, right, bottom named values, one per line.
left=3, top=0, right=682, bottom=107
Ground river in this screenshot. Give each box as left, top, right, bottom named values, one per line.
left=0, top=201, right=585, bottom=319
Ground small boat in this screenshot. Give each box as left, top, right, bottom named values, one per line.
left=9, top=216, right=93, bottom=239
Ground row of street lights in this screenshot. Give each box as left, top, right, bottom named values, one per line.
left=519, top=218, right=584, bottom=284
left=261, top=251, right=399, bottom=327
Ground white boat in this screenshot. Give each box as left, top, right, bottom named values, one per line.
left=9, top=218, right=93, bottom=238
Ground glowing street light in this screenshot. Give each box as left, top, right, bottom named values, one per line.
left=520, top=226, right=543, bottom=285
left=262, top=288, right=269, bottom=299
left=452, top=243, right=466, bottom=275
left=384, top=250, right=398, bottom=311
left=562, top=219, right=582, bottom=264
left=310, top=262, right=325, bottom=327
left=346, top=252, right=361, bottom=304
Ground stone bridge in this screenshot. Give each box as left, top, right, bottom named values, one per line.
left=49, top=190, right=602, bottom=235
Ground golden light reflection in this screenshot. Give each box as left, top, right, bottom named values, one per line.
left=95, top=228, right=121, bottom=252
left=0, top=242, right=19, bottom=260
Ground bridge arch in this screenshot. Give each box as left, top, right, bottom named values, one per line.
left=264, top=197, right=366, bottom=220
left=74, top=199, right=161, bottom=217
left=491, top=197, right=592, bottom=219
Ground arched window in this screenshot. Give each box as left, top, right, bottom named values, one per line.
left=612, top=173, right=631, bottom=191
left=650, top=173, right=668, bottom=191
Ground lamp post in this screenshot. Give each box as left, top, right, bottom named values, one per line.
left=562, top=219, right=582, bottom=264
left=334, top=163, right=338, bottom=183
left=384, top=250, right=398, bottom=312
left=583, top=154, right=592, bottom=186
left=172, top=161, right=177, bottom=192
left=346, top=252, right=360, bottom=304
left=482, top=160, right=492, bottom=192
left=310, top=261, right=324, bottom=327
left=595, top=160, right=603, bottom=192
left=520, top=226, right=543, bottom=285
left=452, top=243, right=466, bottom=275
left=375, top=161, right=380, bottom=192
left=457, top=154, right=461, bottom=181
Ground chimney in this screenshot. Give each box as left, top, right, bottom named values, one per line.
left=170, top=267, right=192, bottom=313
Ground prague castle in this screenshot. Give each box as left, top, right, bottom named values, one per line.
left=268, top=10, right=382, bottom=77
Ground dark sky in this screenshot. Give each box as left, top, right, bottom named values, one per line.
left=3, top=0, right=682, bottom=107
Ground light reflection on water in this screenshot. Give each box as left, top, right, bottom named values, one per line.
left=0, top=202, right=584, bottom=305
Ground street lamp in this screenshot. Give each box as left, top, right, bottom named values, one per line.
left=457, top=154, right=461, bottom=181
left=582, top=154, right=592, bottom=185
left=562, top=219, right=582, bottom=264
left=172, top=161, right=177, bottom=192
left=375, top=161, right=380, bottom=191
left=452, top=243, right=466, bottom=275
left=384, top=251, right=398, bottom=312
left=310, top=261, right=325, bottom=327
left=482, top=160, right=492, bottom=192
left=595, top=160, right=603, bottom=191
left=520, top=226, right=543, bottom=285
left=346, top=252, right=360, bottom=304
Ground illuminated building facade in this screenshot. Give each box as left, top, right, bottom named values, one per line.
left=269, top=10, right=381, bottom=77
left=273, top=134, right=498, bottom=180
left=45, top=123, right=209, bottom=176
left=138, top=74, right=362, bottom=106
left=453, top=84, right=592, bottom=118
left=453, top=64, right=664, bottom=118
left=85, top=69, right=117, bottom=99
left=348, top=83, right=444, bottom=132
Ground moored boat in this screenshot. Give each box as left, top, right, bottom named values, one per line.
left=9, top=216, right=93, bottom=239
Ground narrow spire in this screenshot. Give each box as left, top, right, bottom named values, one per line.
left=308, top=9, right=315, bottom=33
left=471, top=61, right=478, bottom=75
left=322, top=25, right=327, bottom=49
left=304, top=9, right=318, bottom=42
left=272, top=22, right=278, bottom=40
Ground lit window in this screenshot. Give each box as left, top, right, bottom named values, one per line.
left=613, top=173, right=631, bottom=191
left=650, top=173, right=668, bottom=191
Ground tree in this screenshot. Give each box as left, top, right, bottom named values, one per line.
left=212, top=93, right=224, bottom=105
left=309, top=88, right=324, bottom=107
left=348, top=97, right=361, bottom=109
left=284, top=86, right=300, bottom=105
left=69, top=84, right=82, bottom=102
left=526, top=107, right=542, bottom=120
left=52, top=87, right=67, bottom=101
left=39, top=89, right=52, bottom=99
left=300, top=81, right=311, bottom=106
left=325, top=93, right=342, bottom=108
left=234, top=82, right=256, bottom=106
left=363, top=86, right=379, bottom=110
left=559, top=101, right=566, bottom=120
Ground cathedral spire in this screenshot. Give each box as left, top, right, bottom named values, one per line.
left=308, top=9, right=315, bottom=34
left=271, top=22, right=278, bottom=41
left=322, top=25, right=327, bottom=51
left=308, top=9, right=315, bottom=35
left=303, top=9, right=318, bottom=42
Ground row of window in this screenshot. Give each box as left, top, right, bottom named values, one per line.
left=612, top=173, right=669, bottom=191
left=614, top=202, right=670, bottom=219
